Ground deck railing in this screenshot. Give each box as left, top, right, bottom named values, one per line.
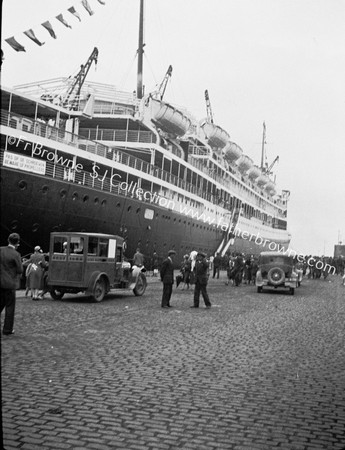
left=1, top=109, right=285, bottom=219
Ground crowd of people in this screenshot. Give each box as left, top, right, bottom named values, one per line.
left=1, top=232, right=344, bottom=336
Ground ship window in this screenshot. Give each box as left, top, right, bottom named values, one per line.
left=60, top=189, right=67, bottom=198
left=42, top=185, right=49, bottom=194
left=116, top=202, right=121, bottom=207
left=144, top=209, right=154, bottom=220
left=83, top=195, right=89, bottom=202
left=94, top=197, right=99, bottom=204
left=101, top=200, right=106, bottom=207
left=18, top=180, right=27, bottom=190
left=32, top=223, right=39, bottom=232
left=10, top=220, right=19, bottom=230
left=136, top=208, right=141, bottom=213
left=72, top=192, right=78, bottom=201
left=127, top=206, right=132, bottom=212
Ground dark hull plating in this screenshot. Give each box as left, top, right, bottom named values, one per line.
left=1, top=167, right=290, bottom=265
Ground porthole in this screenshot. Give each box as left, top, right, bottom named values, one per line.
left=72, top=192, right=78, bottom=201
left=10, top=220, right=18, bottom=230
left=94, top=197, right=99, bottom=204
left=18, top=180, right=27, bottom=190
left=41, top=185, right=49, bottom=194
left=60, top=189, right=67, bottom=198
left=127, top=206, right=132, bottom=212
left=32, top=223, right=39, bottom=232
left=116, top=202, right=121, bottom=207
left=136, top=208, right=140, bottom=213
left=83, top=195, right=89, bottom=203
left=101, top=200, right=106, bottom=207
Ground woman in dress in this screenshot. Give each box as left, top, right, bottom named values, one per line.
left=27, top=246, right=47, bottom=300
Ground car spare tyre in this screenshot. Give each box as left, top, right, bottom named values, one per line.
left=267, top=267, right=285, bottom=285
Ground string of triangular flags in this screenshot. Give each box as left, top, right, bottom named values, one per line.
left=5, top=0, right=106, bottom=52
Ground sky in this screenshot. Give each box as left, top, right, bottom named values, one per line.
left=1, top=0, right=345, bottom=256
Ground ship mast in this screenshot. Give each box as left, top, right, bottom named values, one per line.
left=137, top=0, right=144, bottom=99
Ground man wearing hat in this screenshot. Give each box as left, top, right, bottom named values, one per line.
left=160, top=250, right=176, bottom=308
left=0, top=233, right=23, bottom=335
left=191, top=252, right=211, bottom=309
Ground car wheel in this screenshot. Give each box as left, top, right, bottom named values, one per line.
left=267, top=267, right=285, bottom=285
left=133, top=273, right=147, bottom=296
left=50, top=288, right=65, bottom=300
left=93, top=278, right=106, bottom=302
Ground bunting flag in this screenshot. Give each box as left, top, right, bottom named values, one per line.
left=81, top=0, right=94, bottom=16
left=24, top=29, right=45, bottom=46
left=5, top=37, right=26, bottom=52
left=68, top=6, right=81, bottom=22
left=5, top=0, right=106, bottom=53
left=42, top=21, right=57, bottom=39
left=56, top=13, right=72, bottom=28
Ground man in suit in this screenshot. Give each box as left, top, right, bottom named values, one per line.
left=160, top=250, right=176, bottom=308
left=0, top=233, right=23, bottom=335
left=191, top=252, right=211, bottom=309
left=213, top=252, right=221, bottom=279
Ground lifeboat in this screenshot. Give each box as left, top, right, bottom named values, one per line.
left=265, top=181, right=276, bottom=195
left=247, top=165, right=261, bottom=180
left=237, top=155, right=253, bottom=174
left=151, top=99, right=191, bottom=136
left=257, top=174, right=270, bottom=187
left=223, top=141, right=243, bottom=163
left=201, top=122, right=230, bottom=149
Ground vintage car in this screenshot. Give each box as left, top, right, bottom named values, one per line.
left=47, top=232, right=147, bottom=302
left=255, top=251, right=298, bottom=295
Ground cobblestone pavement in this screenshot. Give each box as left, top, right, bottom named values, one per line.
left=1, top=273, right=345, bottom=450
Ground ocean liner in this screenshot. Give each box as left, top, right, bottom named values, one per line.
left=0, top=1, right=291, bottom=263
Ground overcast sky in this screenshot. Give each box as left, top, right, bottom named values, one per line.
left=2, top=0, right=345, bottom=256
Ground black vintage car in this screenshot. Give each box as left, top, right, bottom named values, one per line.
left=255, top=251, right=298, bottom=295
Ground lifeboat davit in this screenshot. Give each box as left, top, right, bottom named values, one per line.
left=223, top=142, right=243, bottom=163
left=151, top=99, right=191, bottom=136
left=237, top=155, right=253, bottom=174
left=257, top=174, right=270, bottom=187
left=201, top=122, right=230, bottom=149
left=247, top=165, right=261, bottom=180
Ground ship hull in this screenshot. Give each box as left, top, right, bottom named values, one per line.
left=1, top=167, right=290, bottom=264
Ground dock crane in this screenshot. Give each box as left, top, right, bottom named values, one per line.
left=204, top=89, right=214, bottom=124
left=63, top=47, right=99, bottom=109
left=261, top=122, right=279, bottom=175
left=265, top=155, right=279, bottom=175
